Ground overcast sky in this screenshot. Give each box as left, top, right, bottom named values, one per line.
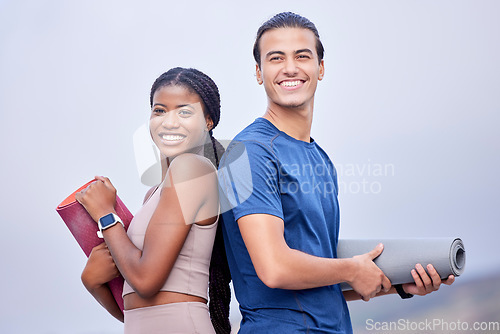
left=1, top=0, right=499, bottom=333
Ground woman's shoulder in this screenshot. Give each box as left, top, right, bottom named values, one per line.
left=169, top=153, right=215, bottom=172
left=166, top=153, right=217, bottom=185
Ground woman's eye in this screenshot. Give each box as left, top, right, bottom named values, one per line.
left=153, top=108, right=165, bottom=114
left=178, top=109, right=192, bottom=116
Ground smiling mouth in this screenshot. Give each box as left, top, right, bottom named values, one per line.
left=279, top=80, right=304, bottom=88
left=161, top=134, right=186, bottom=141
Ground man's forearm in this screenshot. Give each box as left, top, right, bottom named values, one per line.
left=261, top=246, right=357, bottom=290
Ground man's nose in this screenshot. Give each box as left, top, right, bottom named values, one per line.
left=283, top=58, right=299, bottom=75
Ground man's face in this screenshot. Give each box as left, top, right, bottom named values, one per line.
left=256, top=27, right=324, bottom=111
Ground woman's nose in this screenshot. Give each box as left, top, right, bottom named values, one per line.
left=161, top=112, right=180, bottom=129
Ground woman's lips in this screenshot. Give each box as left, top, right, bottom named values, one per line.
left=158, top=133, right=186, bottom=145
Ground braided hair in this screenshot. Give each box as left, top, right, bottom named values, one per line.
left=150, top=68, right=232, bottom=334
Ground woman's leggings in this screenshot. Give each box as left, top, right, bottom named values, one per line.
left=124, top=302, right=216, bottom=334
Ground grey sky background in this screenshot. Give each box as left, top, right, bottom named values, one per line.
left=0, top=0, right=498, bottom=333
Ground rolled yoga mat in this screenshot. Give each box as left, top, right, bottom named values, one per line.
left=337, top=238, right=465, bottom=291
left=56, top=179, right=133, bottom=311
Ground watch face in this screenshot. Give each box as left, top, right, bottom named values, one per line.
left=100, top=213, right=117, bottom=228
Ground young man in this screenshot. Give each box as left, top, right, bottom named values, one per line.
left=218, top=12, right=454, bottom=333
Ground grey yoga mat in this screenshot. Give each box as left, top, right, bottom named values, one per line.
left=337, top=238, right=465, bottom=291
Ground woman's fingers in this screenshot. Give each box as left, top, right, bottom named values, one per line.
left=95, top=176, right=115, bottom=191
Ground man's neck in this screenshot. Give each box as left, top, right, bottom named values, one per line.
left=263, top=102, right=314, bottom=142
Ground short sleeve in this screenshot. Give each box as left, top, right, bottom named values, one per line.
left=218, top=139, right=283, bottom=221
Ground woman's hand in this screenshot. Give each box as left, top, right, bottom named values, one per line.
left=75, top=176, right=117, bottom=222
left=81, top=243, right=120, bottom=291
left=402, top=263, right=455, bottom=296
left=81, top=242, right=124, bottom=322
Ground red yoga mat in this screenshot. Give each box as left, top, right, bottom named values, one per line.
left=56, top=180, right=133, bottom=312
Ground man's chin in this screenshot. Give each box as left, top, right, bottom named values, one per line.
left=279, top=101, right=307, bottom=109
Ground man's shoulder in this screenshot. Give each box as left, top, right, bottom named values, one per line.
left=219, top=119, right=282, bottom=176
left=223, top=118, right=279, bottom=158
left=233, top=118, right=278, bottom=143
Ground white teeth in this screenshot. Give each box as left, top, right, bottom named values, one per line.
left=281, top=80, right=302, bottom=87
left=162, top=135, right=184, bottom=141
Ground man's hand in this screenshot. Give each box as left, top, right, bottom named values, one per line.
left=403, top=263, right=455, bottom=296
left=349, top=243, right=392, bottom=301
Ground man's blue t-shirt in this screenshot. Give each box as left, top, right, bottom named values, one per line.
left=218, top=118, right=353, bottom=334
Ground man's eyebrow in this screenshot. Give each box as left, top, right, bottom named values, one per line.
left=265, top=49, right=314, bottom=58
left=295, top=48, right=313, bottom=55
left=265, top=50, right=285, bottom=58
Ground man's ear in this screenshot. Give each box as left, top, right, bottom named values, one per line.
left=256, top=64, right=263, bottom=85
left=318, top=59, right=325, bottom=81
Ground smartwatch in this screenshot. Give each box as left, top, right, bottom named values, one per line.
left=97, top=213, right=124, bottom=238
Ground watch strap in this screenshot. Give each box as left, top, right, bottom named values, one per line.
left=97, top=213, right=124, bottom=238
left=395, top=284, right=414, bottom=299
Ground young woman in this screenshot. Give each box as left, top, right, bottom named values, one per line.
left=76, top=68, right=231, bottom=334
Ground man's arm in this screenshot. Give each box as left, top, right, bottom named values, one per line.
left=238, top=214, right=391, bottom=301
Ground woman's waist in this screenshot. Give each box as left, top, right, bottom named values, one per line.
left=124, top=290, right=207, bottom=310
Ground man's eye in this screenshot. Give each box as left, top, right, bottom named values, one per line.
left=153, top=108, right=165, bottom=113
left=298, top=54, right=310, bottom=59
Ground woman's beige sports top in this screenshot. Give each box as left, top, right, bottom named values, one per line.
left=122, top=165, right=218, bottom=300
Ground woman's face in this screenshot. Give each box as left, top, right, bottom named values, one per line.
left=149, top=85, right=211, bottom=159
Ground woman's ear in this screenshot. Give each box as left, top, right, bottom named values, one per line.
left=206, top=116, right=214, bottom=132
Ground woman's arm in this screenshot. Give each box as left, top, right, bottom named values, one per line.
left=76, top=154, right=218, bottom=298
left=78, top=186, right=160, bottom=319
left=81, top=243, right=123, bottom=322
